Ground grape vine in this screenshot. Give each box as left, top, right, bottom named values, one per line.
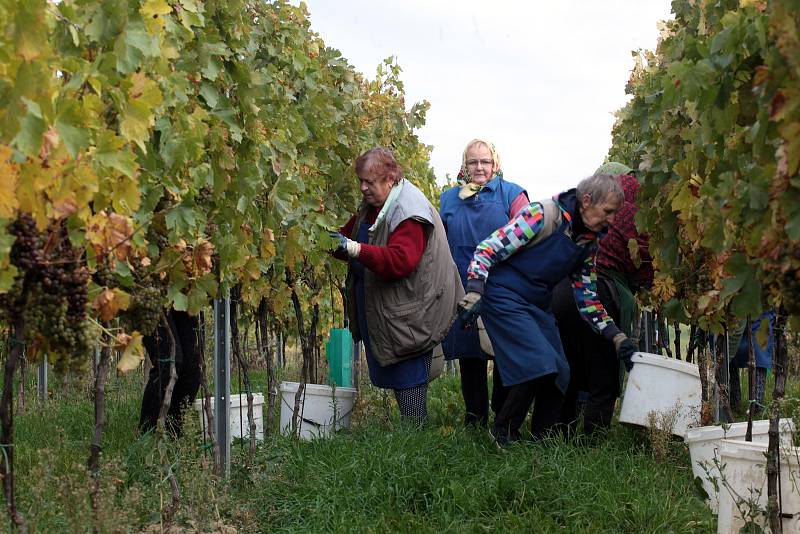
left=609, top=0, right=800, bottom=330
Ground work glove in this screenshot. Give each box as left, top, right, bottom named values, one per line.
left=458, top=291, right=483, bottom=329
left=328, top=231, right=360, bottom=258
left=613, top=333, right=637, bottom=372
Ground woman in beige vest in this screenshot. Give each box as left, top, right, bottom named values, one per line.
left=330, top=147, right=463, bottom=424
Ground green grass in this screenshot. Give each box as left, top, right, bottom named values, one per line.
left=7, top=370, right=723, bottom=533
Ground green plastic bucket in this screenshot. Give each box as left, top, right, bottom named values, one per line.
left=326, top=328, right=353, bottom=387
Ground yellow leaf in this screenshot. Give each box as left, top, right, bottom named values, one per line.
left=0, top=146, right=19, bottom=218
left=141, top=0, right=172, bottom=17
left=670, top=182, right=695, bottom=221
left=260, top=239, right=276, bottom=262
left=17, top=161, right=50, bottom=230
left=120, top=73, right=163, bottom=152
left=243, top=257, right=260, bottom=280
left=109, top=174, right=141, bottom=214
left=116, top=331, right=145, bottom=373
left=755, top=319, right=770, bottom=349
left=627, top=238, right=641, bottom=269
left=284, top=227, right=304, bottom=269
left=112, top=288, right=132, bottom=311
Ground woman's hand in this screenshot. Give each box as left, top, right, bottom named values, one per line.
left=613, top=333, right=637, bottom=372
left=458, top=291, right=483, bottom=329
left=329, top=232, right=360, bottom=258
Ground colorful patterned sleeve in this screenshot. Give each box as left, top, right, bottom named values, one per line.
left=465, top=202, right=546, bottom=288
left=570, top=253, right=622, bottom=341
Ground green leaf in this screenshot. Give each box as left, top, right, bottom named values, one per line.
left=720, top=253, right=751, bottom=302
left=55, top=101, right=90, bottom=158
left=187, top=285, right=209, bottom=315
left=12, top=108, right=46, bottom=157
left=95, top=131, right=138, bottom=178
left=199, top=83, right=219, bottom=108
left=167, top=283, right=188, bottom=311
left=662, top=298, right=689, bottom=323
left=0, top=265, right=19, bottom=293
left=114, top=20, right=161, bottom=73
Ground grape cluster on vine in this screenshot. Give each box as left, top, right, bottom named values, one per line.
left=123, top=272, right=166, bottom=337
left=1, top=213, right=96, bottom=373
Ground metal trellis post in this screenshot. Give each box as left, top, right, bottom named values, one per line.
left=214, top=297, right=231, bottom=477
left=37, top=354, right=47, bottom=402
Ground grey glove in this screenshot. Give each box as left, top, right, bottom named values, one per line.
left=458, top=291, right=483, bottom=329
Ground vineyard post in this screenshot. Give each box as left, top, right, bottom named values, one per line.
left=745, top=316, right=755, bottom=441
left=213, top=297, right=231, bottom=477
left=36, top=355, right=47, bottom=402
left=88, top=334, right=112, bottom=532
left=1, top=318, right=26, bottom=532
left=716, top=329, right=733, bottom=424
left=767, top=310, right=788, bottom=533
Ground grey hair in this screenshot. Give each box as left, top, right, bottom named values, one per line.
left=576, top=174, right=624, bottom=205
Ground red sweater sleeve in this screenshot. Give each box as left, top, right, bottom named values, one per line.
left=358, top=219, right=429, bottom=281
left=340, top=215, right=357, bottom=238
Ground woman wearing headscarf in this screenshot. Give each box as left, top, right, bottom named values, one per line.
left=330, top=147, right=463, bottom=423
left=439, top=139, right=528, bottom=426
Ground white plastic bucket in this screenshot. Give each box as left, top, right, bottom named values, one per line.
left=193, top=392, right=265, bottom=441
left=279, top=381, right=357, bottom=440
left=618, top=352, right=701, bottom=437
left=716, top=438, right=800, bottom=534
left=685, top=419, right=795, bottom=513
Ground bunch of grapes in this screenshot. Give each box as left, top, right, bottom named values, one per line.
left=2, top=213, right=95, bottom=373
left=124, top=281, right=165, bottom=336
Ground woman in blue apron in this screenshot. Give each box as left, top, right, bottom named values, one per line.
left=458, top=174, right=639, bottom=445
left=728, top=310, right=775, bottom=414
left=440, top=139, right=527, bottom=426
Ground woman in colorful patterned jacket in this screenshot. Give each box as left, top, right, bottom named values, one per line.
left=331, top=147, right=463, bottom=424
left=439, top=139, right=528, bottom=427
left=552, top=162, right=653, bottom=438
left=458, top=174, right=638, bottom=446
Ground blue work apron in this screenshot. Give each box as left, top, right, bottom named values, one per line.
left=352, top=221, right=429, bottom=389
left=440, top=179, right=520, bottom=360
left=733, top=311, right=775, bottom=369
left=481, top=218, right=592, bottom=393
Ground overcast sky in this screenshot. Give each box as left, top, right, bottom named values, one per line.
left=298, top=1, right=673, bottom=200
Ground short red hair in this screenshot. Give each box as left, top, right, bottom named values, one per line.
left=355, top=147, right=404, bottom=185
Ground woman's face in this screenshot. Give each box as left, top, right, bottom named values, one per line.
left=579, top=193, right=622, bottom=232
left=359, top=167, right=394, bottom=208
left=464, top=144, right=495, bottom=186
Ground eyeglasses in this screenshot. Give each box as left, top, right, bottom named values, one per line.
left=466, top=159, right=493, bottom=167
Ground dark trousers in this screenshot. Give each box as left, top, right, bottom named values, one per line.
left=552, top=276, right=621, bottom=437
left=729, top=362, right=767, bottom=412
left=493, top=373, right=563, bottom=440
left=459, top=358, right=509, bottom=426
left=139, top=310, right=202, bottom=435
